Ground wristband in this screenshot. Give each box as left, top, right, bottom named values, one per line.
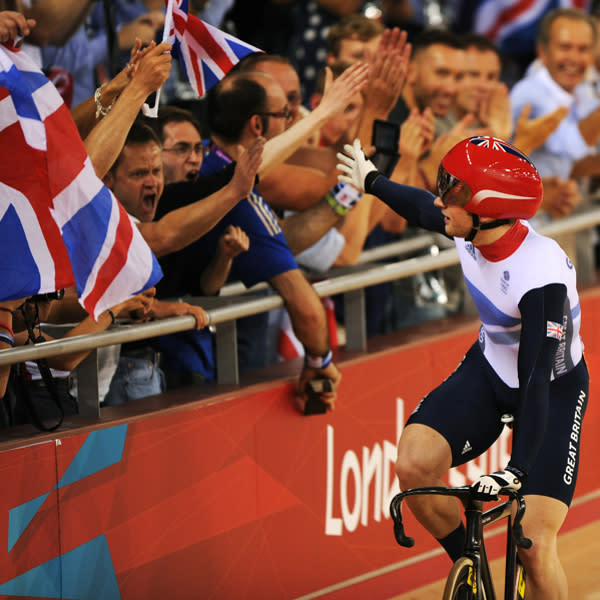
left=107, top=309, right=116, bottom=324
left=0, top=320, right=14, bottom=337
left=0, top=307, right=13, bottom=314
left=304, top=349, right=333, bottom=370
left=506, top=465, right=527, bottom=482
left=326, top=182, right=361, bottom=216
left=0, top=332, right=14, bottom=347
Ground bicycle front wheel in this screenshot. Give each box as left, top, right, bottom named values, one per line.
left=442, top=556, right=478, bottom=600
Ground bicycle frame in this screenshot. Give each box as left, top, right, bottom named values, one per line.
left=390, top=486, right=531, bottom=600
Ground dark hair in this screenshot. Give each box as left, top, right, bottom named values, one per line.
left=537, top=8, right=597, bottom=48
left=236, top=52, right=293, bottom=73
left=411, top=28, right=466, bottom=57
left=205, top=74, right=269, bottom=143
left=147, top=105, right=202, bottom=144
left=111, top=119, right=161, bottom=172
left=327, top=14, right=384, bottom=57
left=462, top=32, right=501, bottom=57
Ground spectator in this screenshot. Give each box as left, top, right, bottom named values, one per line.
left=289, top=0, right=367, bottom=101
left=151, top=105, right=205, bottom=184
left=235, top=53, right=305, bottom=125
left=5, top=289, right=154, bottom=427
left=236, top=53, right=347, bottom=213
left=441, top=33, right=512, bottom=141
left=510, top=9, right=600, bottom=196
left=326, top=13, right=385, bottom=65
left=101, top=120, right=257, bottom=404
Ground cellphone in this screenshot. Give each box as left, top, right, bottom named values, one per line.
left=304, top=377, right=333, bottom=415
left=372, top=119, right=400, bottom=154
left=371, top=119, right=400, bottom=177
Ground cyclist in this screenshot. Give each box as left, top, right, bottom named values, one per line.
left=338, top=136, right=589, bottom=600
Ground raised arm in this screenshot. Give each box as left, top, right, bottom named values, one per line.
left=337, top=139, right=446, bottom=234
left=258, top=62, right=369, bottom=177
left=83, top=41, right=172, bottom=179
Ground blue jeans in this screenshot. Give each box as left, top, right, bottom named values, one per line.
left=103, top=356, right=165, bottom=406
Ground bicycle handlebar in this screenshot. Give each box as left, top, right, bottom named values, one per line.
left=389, top=485, right=532, bottom=550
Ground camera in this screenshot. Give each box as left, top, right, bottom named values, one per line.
left=371, top=119, right=400, bottom=178
left=304, top=377, right=333, bottom=415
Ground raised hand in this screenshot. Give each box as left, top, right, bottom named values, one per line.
left=478, top=81, right=513, bottom=141
left=231, top=137, right=265, bottom=199
left=0, top=10, right=35, bottom=43
left=129, top=40, right=173, bottom=96
left=512, top=104, right=569, bottom=155
left=337, top=139, right=378, bottom=192
left=540, top=176, right=580, bottom=218
left=317, top=62, right=370, bottom=120
left=362, top=27, right=411, bottom=117
left=217, top=225, right=250, bottom=260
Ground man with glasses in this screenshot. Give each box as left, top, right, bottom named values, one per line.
left=154, top=106, right=206, bottom=185
left=338, top=136, right=588, bottom=600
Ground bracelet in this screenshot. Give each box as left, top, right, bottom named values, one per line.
left=0, top=320, right=14, bottom=337
left=0, top=307, right=13, bottom=314
left=107, top=309, right=116, bottom=324
left=0, top=332, right=14, bottom=347
left=325, top=182, right=361, bottom=216
left=94, top=83, right=117, bottom=119
left=304, top=349, right=333, bottom=370
left=326, top=191, right=350, bottom=216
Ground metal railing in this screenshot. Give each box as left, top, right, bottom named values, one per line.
left=1, top=208, right=599, bottom=417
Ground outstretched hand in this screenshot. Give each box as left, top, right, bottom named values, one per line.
left=337, top=139, right=378, bottom=192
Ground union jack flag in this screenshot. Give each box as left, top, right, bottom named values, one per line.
left=546, top=320, right=565, bottom=341
left=0, top=44, right=162, bottom=319
left=165, top=0, right=262, bottom=98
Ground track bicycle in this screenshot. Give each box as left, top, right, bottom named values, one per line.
left=389, top=485, right=532, bottom=599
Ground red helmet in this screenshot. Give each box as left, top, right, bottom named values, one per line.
left=437, top=136, right=543, bottom=220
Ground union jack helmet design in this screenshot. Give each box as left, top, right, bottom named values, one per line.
left=437, top=136, right=543, bottom=220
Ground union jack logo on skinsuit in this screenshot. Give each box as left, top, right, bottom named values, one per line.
left=167, top=0, right=262, bottom=98
left=546, top=320, right=565, bottom=341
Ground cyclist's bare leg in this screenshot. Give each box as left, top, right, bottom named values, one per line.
left=517, top=495, right=568, bottom=600
left=395, top=423, right=460, bottom=538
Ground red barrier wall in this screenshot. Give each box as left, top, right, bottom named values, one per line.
left=0, top=290, right=599, bottom=599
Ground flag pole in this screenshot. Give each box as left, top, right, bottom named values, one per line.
left=142, top=0, right=176, bottom=118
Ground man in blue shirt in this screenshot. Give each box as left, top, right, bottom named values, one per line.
left=510, top=8, right=600, bottom=183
